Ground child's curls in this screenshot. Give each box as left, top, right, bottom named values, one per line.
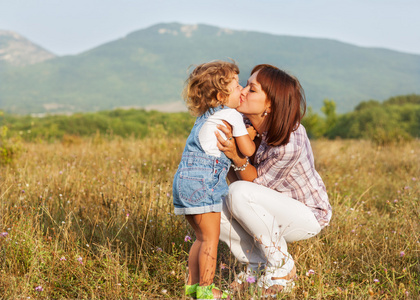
left=183, top=60, right=239, bottom=116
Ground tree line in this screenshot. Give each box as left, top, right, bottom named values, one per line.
left=1, top=94, right=419, bottom=146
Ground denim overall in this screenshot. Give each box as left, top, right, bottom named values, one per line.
left=173, top=106, right=231, bottom=215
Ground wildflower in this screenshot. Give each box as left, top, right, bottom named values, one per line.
left=77, top=256, right=83, bottom=264
left=184, top=235, right=192, bottom=242
left=1, top=232, right=8, bottom=237
left=351, top=229, right=356, bottom=233
left=246, top=276, right=256, bottom=283
left=156, top=247, right=162, bottom=252
left=306, top=269, right=315, bottom=276
left=373, top=279, right=379, bottom=283
left=400, top=251, right=405, bottom=257
left=161, top=289, right=167, bottom=294
left=35, top=286, right=43, bottom=292
left=60, top=256, right=66, bottom=261
left=412, top=177, right=417, bottom=181
left=220, top=263, right=227, bottom=270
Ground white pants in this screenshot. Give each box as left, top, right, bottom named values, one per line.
left=220, top=181, right=321, bottom=277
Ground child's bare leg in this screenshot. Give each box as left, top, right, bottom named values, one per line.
left=187, top=212, right=221, bottom=286
left=185, top=215, right=201, bottom=285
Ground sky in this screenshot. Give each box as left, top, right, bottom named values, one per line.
left=1, top=0, right=419, bottom=56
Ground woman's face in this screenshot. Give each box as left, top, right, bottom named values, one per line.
left=237, top=71, right=269, bottom=116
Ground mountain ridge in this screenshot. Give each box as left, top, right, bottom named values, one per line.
left=0, top=23, right=419, bottom=115
left=0, top=30, right=56, bottom=67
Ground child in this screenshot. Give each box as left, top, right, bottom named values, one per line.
left=173, top=60, right=256, bottom=299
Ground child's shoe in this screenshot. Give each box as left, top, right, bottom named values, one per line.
left=185, top=283, right=199, bottom=299
left=196, top=283, right=230, bottom=299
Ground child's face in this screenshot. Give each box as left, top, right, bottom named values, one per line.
left=225, top=75, right=242, bottom=109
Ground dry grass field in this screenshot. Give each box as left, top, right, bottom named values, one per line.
left=0, top=137, right=419, bottom=299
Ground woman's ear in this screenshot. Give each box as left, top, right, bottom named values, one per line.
left=265, top=101, right=272, bottom=113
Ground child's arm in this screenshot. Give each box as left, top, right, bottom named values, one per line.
left=235, top=131, right=256, bottom=157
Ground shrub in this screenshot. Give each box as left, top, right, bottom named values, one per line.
left=0, top=126, right=22, bottom=164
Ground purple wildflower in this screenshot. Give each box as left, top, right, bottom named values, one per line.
left=246, top=276, right=256, bottom=283
left=35, top=286, right=43, bottom=292
left=306, top=269, right=315, bottom=276
left=400, top=251, right=405, bottom=257
left=184, top=235, right=192, bottom=242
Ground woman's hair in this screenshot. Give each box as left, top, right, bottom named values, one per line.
left=251, top=64, right=306, bottom=146
left=183, top=60, right=239, bottom=116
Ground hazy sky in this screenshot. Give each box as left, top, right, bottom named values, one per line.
left=1, top=0, right=419, bottom=56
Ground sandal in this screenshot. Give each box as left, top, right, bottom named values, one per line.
left=185, top=283, right=199, bottom=299
left=258, top=265, right=297, bottom=297
left=196, top=283, right=230, bottom=299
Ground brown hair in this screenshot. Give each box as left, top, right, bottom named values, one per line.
left=251, top=64, right=306, bottom=146
left=183, top=60, right=239, bottom=116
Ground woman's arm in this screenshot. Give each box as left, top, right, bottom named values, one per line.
left=215, top=123, right=258, bottom=182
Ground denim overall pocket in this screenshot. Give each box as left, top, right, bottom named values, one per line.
left=176, top=168, right=211, bottom=205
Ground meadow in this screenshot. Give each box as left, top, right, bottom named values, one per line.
left=0, top=136, right=419, bottom=299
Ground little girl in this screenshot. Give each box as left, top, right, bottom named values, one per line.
left=173, top=60, right=256, bottom=299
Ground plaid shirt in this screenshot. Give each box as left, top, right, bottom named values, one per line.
left=253, top=124, right=332, bottom=228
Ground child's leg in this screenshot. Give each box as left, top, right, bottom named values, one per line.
left=186, top=212, right=221, bottom=286
left=185, top=215, right=201, bottom=285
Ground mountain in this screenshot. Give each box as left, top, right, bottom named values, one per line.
left=0, top=30, right=56, bottom=68
left=0, top=23, right=419, bottom=114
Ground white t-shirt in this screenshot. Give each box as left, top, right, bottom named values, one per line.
left=199, top=108, right=249, bottom=157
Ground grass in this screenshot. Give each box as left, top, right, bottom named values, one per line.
left=0, top=137, right=419, bottom=299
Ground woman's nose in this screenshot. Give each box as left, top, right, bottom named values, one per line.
left=241, top=85, right=249, bottom=95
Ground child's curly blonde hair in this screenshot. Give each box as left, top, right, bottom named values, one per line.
left=183, top=60, right=240, bottom=116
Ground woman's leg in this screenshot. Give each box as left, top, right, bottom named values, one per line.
left=224, top=181, right=321, bottom=277
left=186, top=212, right=221, bottom=286
left=220, top=197, right=266, bottom=272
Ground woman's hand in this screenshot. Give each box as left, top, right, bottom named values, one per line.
left=215, top=121, right=240, bottom=161
left=216, top=121, right=258, bottom=182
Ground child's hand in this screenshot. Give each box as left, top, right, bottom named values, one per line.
left=246, top=126, right=257, bottom=140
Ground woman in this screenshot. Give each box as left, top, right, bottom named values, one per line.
left=215, top=64, right=332, bottom=295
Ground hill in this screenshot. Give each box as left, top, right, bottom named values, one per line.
left=0, top=30, right=55, bottom=68
left=0, top=23, right=420, bottom=114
